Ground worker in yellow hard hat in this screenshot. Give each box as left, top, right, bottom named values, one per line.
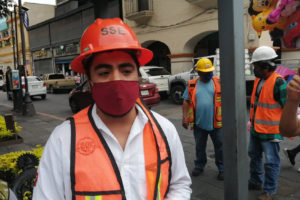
left=182, top=58, right=224, bottom=180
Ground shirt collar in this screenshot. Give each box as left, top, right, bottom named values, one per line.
left=91, top=104, right=149, bottom=139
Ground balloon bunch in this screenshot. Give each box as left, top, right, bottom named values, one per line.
left=248, top=0, right=300, bottom=48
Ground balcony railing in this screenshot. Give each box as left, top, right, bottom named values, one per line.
left=185, top=0, right=217, bottom=9
left=125, top=0, right=153, bottom=24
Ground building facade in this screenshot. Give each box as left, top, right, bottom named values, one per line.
left=0, top=3, right=55, bottom=75
left=28, top=1, right=94, bottom=76
left=28, top=0, right=300, bottom=76
left=123, top=0, right=300, bottom=74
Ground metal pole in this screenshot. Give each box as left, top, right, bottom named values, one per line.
left=217, top=0, right=248, bottom=199
left=18, top=0, right=35, bottom=116
left=10, top=11, right=17, bottom=69
left=13, top=5, right=20, bottom=66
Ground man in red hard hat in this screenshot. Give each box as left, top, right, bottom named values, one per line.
left=33, top=18, right=191, bottom=200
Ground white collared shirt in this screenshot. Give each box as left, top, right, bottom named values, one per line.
left=33, top=104, right=192, bottom=200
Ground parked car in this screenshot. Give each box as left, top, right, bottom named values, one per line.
left=139, top=66, right=171, bottom=97
left=69, top=80, right=160, bottom=113
left=7, top=76, right=47, bottom=100
left=42, top=73, right=76, bottom=93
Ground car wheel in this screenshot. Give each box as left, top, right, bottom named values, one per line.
left=49, top=86, right=54, bottom=94
left=170, top=85, right=185, bottom=105
left=70, top=99, right=79, bottom=114
left=159, top=92, right=169, bottom=100
left=41, top=94, right=46, bottom=99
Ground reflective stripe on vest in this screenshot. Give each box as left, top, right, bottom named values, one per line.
left=187, top=76, right=222, bottom=130
left=250, top=72, right=283, bottom=134
left=70, top=98, right=171, bottom=200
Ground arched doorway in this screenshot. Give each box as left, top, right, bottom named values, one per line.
left=144, top=41, right=171, bottom=73
left=194, top=32, right=219, bottom=57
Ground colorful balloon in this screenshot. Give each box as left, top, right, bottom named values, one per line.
left=283, top=10, right=300, bottom=48
left=268, top=0, right=300, bottom=24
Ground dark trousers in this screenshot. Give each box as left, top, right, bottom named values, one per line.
left=193, top=126, right=224, bottom=172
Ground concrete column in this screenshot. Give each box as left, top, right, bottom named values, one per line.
left=217, top=0, right=248, bottom=199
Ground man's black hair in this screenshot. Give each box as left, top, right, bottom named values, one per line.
left=83, top=50, right=140, bottom=79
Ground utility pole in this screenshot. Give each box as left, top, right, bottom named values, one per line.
left=217, top=0, right=248, bottom=199
left=10, top=11, right=16, bottom=69
left=18, top=0, right=35, bottom=116
left=13, top=5, right=20, bottom=66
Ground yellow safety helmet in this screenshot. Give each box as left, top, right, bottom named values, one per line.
left=195, top=58, right=215, bottom=72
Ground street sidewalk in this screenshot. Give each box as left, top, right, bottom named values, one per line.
left=1, top=104, right=300, bottom=200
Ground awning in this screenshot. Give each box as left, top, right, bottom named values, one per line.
left=55, top=59, right=73, bottom=64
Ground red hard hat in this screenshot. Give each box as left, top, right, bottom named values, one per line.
left=71, top=18, right=153, bottom=74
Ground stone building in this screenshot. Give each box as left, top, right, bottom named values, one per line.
left=0, top=2, right=54, bottom=75
left=28, top=0, right=300, bottom=76
left=123, top=0, right=300, bottom=75
left=28, top=0, right=94, bottom=76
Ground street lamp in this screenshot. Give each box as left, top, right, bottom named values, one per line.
left=18, top=0, right=35, bottom=116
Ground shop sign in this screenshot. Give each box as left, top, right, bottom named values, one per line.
left=35, top=50, right=47, bottom=57
left=55, top=44, right=79, bottom=56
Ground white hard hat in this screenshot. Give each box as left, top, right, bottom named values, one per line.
left=250, top=46, right=278, bottom=63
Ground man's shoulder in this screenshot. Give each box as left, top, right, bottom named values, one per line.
left=188, top=78, right=198, bottom=85
left=49, top=120, right=71, bottom=141
left=151, top=111, right=176, bottom=131
left=275, top=77, right=286, bottom=85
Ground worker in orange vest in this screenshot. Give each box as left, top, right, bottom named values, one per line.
left=33, top=18, right=191, bottom=200
left=182, top=58, right=224, bottom=181
left=248, top=46, right=287, bottom=200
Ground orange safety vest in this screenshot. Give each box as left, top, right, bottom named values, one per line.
left=69, top=98, right=171, bottom=200
left=187, top=76, right=222, bottom=130
left=250, top=72, right=283, bottom=134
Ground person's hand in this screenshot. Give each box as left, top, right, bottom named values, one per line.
left=287, top=67, right=300, bottom=103
left=182, top=117, right=189, bottom=129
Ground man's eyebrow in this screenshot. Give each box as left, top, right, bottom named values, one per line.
left=119, top=63, right=135, bottom=68
left=94, top=64, right=112, bottom=70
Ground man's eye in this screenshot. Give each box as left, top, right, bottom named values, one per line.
left=98, top=71, right=109, bottom=76
left=123, top=70, right=132, bottom=74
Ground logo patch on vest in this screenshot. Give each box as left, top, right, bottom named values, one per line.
left=77, top=137, right=96, bottom=155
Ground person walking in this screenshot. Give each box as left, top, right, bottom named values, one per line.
left=182, top=58, right=223, bottom=181
left=248, top=46, right=287, bottom=200
left=32, top=18, right=191, bottom=200
left=284, top=145, right=300, bottom=166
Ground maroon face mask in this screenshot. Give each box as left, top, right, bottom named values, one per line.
left=91, top=80, right=139, bottom=117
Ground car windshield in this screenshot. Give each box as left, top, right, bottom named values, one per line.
left=49, top=74, right=65, bottom=79
left=144, top=68, right=170, bottom=76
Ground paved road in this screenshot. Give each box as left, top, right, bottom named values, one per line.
left=1, top=91, right=300, bottom=199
